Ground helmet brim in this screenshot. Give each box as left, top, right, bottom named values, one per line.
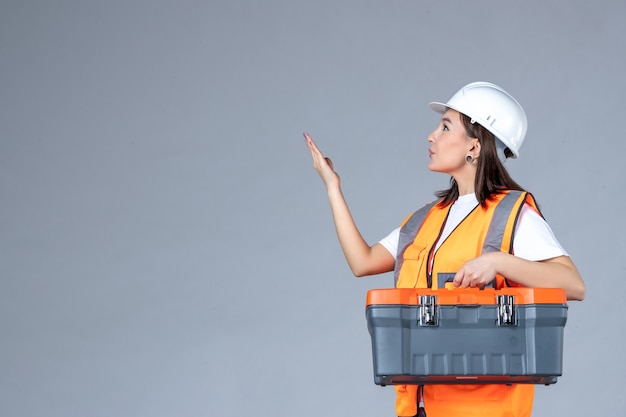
left=428, top=102, right=448, bottom=114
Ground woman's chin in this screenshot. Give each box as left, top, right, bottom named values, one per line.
left=427, top=162, right=442, bottom=173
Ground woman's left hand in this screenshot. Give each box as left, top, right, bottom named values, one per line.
left=453, top=252, right=501, bottom=288
left=452, top=252, right=585, bottom=300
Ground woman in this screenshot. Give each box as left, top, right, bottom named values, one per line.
left=304, top=81, right=585, bottom=417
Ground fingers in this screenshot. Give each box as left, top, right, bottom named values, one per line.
left=303, top=132, right=323, bottom=157
left=453, top=267, right=470, bottom=287
left=453, top=269, right=476, bottom=287
left=453, top=271, right=467, bottom=288
left=303, top=132, right=318, bottom=152
left=451, top=254, right=499, bottom=289
left=303, top=132, right=329, bottom=167
left=453, top=269, right=492, bottom=289
left=303, top=132, right=340, bottom=186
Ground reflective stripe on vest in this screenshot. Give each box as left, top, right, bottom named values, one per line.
left=482, top=190, right=524, bottom=254
left=394, top=200, right=438, bottom=286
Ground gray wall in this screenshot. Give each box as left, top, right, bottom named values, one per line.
left=1, top=1, right=624, bottom=416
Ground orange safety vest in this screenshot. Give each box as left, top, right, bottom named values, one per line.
left=393, top=190, right=540, bottom=417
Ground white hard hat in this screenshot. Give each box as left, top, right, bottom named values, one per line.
left=429, top=82, right=527, bottom=159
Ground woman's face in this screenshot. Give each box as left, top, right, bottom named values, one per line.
left=427, top=109, right=477, bottom=174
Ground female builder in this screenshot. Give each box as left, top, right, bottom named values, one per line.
left=303, top=81, right=586, bottom=417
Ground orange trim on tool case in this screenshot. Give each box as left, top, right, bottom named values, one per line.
left=366, top=287, right=566, bottom=307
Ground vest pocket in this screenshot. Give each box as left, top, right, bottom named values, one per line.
left=397, top=244, right=427, bottom=288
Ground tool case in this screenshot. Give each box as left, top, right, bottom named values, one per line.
left=365, top=286, right=568, bottom=386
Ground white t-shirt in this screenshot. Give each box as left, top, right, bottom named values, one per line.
left=378, top=193, right=567, bottom=261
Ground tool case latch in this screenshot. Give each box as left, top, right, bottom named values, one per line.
left=419, top=295, right=439, bottom=326
left=496, top=295, right=517, bottom=326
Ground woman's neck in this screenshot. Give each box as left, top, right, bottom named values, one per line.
left=454, top=176, right=475, bottom=196
left=451, top=163, right=478, bottom=196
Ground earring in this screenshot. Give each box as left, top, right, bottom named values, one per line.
left=465, top=154, right=475, bottom=164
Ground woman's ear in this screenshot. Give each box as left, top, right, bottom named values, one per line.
left=468, top=138, right=481, bottom=156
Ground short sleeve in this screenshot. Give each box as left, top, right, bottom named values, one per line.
left=378, top=227, right=400, bottom=258
left=512, top=204, right=568, bottom=261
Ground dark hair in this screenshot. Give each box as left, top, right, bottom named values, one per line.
left=435, top=112, right=525, bottom=207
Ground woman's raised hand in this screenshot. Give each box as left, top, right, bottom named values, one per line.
left=303, top=132, right=340, bottom=189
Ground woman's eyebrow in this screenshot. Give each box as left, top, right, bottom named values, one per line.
left=441, top=117, right=452, bottom=124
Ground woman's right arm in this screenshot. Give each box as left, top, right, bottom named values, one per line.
left=304, top=133, right=395, bottom=277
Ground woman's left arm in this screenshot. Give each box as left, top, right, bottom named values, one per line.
left=454, top=252, right=586, bottom=301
